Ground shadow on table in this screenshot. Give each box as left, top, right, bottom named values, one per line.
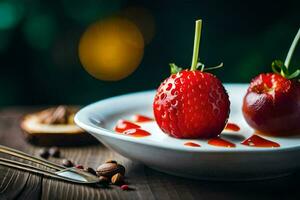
left=144, top=166, right=299, bottom=200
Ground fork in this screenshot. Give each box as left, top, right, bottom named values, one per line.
left=0, top=145, right=99, bottom=184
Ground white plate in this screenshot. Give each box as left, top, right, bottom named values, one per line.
left=75, top=84, right=300, bottom=180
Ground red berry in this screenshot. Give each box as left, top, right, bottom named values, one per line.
left=75, top=165, right=84, bottom=169
left=120, top=184, right=129, bottom=190
left=243, top=73, right=300, bottom=135
left=153, top=70, right=230, bottom=138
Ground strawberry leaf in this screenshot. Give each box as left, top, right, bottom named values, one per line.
left=196, top=62, right=205, bottom=71
left=271, top=60, right=284, bottom=73
left=286, top=69, right=300, bottom=79
left=170, top=63, right=182, bottom=74
left=203, top=62, right=223, bottom=71
left=271, top=60, right=300, bottom=79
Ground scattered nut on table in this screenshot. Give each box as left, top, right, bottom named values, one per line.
left=62, top=159, right=73, bottom=167
left=105, top=160, right=117, bottom=164
left=111, top=173, right=124, bottom=185
left=38, top=148, right=49, bottom=159
left=49, top=146, right=60, bottom=158
left=84, top=167, right=97, bottom=176
left=96, top=162, right=125, bottom=178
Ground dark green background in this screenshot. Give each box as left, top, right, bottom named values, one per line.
left=0, top=0, right=299, bottom=106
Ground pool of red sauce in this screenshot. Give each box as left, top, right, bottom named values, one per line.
left=123, top=128, right=151, bottom=137
left=241, top=134, right=280, bottom=148
left=208, top=137, right=236, bottom=148
left=114, top=120, right=140, bottom=133
left=115, top=116, right=281, bottom=147
left=114, top=118, right=151, bottom=137
left=184, top=142, right=201, bottom=147
left=224, top=123, right=240, bottom=132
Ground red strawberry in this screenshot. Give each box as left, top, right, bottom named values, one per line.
left=153, top=70, right=230, bottom=138
left=153, top=20, right=230, bottom=138
left=242, top=61, right=300, bottom=135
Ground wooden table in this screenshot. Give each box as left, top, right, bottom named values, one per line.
left=0, top=107, right=299, bottom=200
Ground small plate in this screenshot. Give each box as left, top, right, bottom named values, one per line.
left=75, top=84, right=300, bottom=180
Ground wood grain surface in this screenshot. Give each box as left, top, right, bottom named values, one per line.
left=0, top=107, right=300, bottom=200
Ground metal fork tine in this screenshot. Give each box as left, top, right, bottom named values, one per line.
left=0, top=145, right=64, bottom=171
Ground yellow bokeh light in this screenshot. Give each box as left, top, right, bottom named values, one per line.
left=78, top=17, right=144, bottom=81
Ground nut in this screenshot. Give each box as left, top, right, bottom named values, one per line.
left=62, top=159, right=73, bottom=167
left=84, top=167, right=97, bottom=176
left=96, top=163, right=125, bottom=177
left=105, top=160, right=117, bottom=164
left=111, top=173, right=124, bottom=185
left=49, top=146, right=60, bottom=158
left=117, top=164, right=125, bottom=176
left=38, top=148, right=49, bottom=159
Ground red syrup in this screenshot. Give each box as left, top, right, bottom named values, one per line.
left=224, top=123, right=240, bottom=132
left=133, top=115, right=154, bottom=123
left=122, top=128, right=151, bottom=137
left=241, top=134, right=280, bottom=148
left=114, top=120, right=140, bottom=133
left=208, top=137, right=236, bottom=148
left=184, top=142, right=201, bottom=147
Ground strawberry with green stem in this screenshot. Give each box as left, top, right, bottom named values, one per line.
left=153, top=20, right=230, bottom=139
left=243, top=28, right=300, bottom=136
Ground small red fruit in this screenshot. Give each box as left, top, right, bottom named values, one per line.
left=153, top=20, right=230, bottom=139
left=243, top=71, right=300, bottom=135
left=75, top=165, right=84, bottom=169
left=154, top=70, right=230, bottom=138
left=243, top=28, right=300, bottom=136
left=120, top=184, right=130, bottom=190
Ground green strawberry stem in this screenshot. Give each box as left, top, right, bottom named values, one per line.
left=190, top=20, right=202, bottom=71
left=272, top=27, right=300, bottom=79
left=285, top=28, right=300, bottom=69
left=170, top=19, right=222, bottom=74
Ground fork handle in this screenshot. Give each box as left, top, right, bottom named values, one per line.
left=0, top=145, right=64, bottom=171
left=0, top=158, right=88, bottom=184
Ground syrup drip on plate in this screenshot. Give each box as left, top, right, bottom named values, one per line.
left=122, top=128, right=151, bottom=137
left=208, top=137, right=236, bottom=148
left=241, top=134, right=280, bottom=148
left=184, top=142, right=201, bottom=147
left=114, top=119, right=150, bottom=137
left=224, top=123, right=240, bottom=132
left=132, top=115, right=153, bottom=123
left=114, top=120, right=140, bottom=133
left=114, top=116, right=280, bottom=147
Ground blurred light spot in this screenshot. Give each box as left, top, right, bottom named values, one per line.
left=79, top=17, right=144, bottom=81
left=62, top=0, right=121, bottom=24
left=0, top=1, right=24, bottom=30
left=120, top=6, right=156, bottom=44
left=23, top=14, right=57, bottom=50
